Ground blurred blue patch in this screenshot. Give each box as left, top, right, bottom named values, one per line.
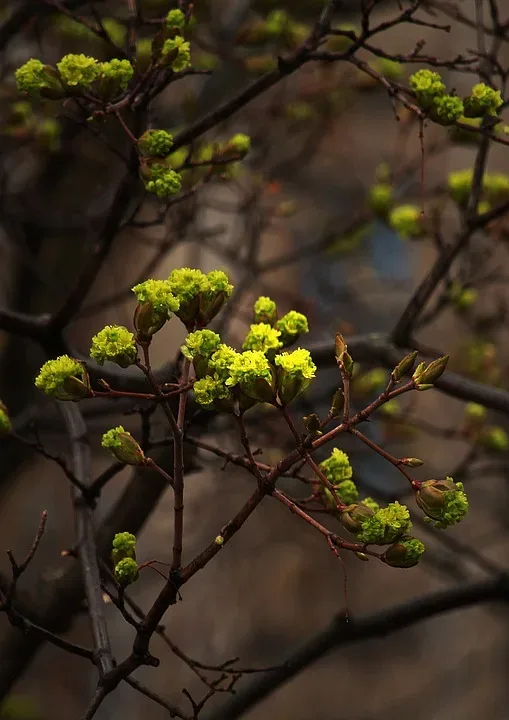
left=367, top=219, right=410, bottom=282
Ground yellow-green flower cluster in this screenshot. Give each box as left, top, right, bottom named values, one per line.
left=253, top=296, right=277, bottom=325
left=114, top=557, right=139, bottom=587
left=383, top=537, right=425, bottom=568
left=464, top=402, right=487, bottom=423
left=265, top=9, right=290, bottom=37
left=447, top=168, right=473, bottom=205
left=228, top=133, right=251, bottom=155
left=144, top=163, right=182, bottom=198
left=318, top=448, right=358, bottom=507
left=132, top=278, right=180, bottom=313
left=102, top=426, right=145, bottom=465
left=161, top=36, right=191, bottom=71
left=15, top=59, right=57, bottom=94
left=132, top=279, right=180, bottom=338
left=35, top=356, right=90, bottom=401
left=242, top=323, right=282, bottom=354
left=275, top=311, right=309, bottom=346
left=356, top=501, right=412, bottom=544
left=415, top=478, right=468, bottom=528
left=464, top=82, right=503, bottom=118
left=57, top=53, right=100, bottom=87
left=226, top=350, right=274, bottom=399
left=410, top=69, right=465, bottom=125
left=479, top=426, right=509, bottom=452
left=166, top=8, right=186, bottom=29
left=138, top=130, right=174, bottom=157
left=274, top=348, right=316, bottom=404
left=0, top=401, right=11, bottom=436
left=430, top=94, right=464, bottom=126
left=90, top=325, right=137, bottom=367
left=99, top=58, right=134, bottom=90
left=448, top=281, right=477, bottom=311
left=168, top=268, right=233, bottom=327
left=369, top=183, right=393, bottom=217
left=388, top=204, right=422, bottom=238
left=182, top=329, right=222, bottom=362
left=409, top=69, right=446, bottom=110
left=319, top=448, right=353, bottom=483
left=193, top=375, right=232, bottom=408
left=112, top=532, right=137, bottom=565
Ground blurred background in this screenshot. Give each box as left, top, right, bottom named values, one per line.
left=1, top=1, right=509, bottom=719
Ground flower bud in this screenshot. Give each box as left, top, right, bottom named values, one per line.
left=134, top=301, right=167, bottom=341
left=413, top=355, right=449, bottom=385
left=253, top=296, right=277, bottom=326
left=112, top=532, right=137, bottom=565
left=415, top=477, right=468, bottom=528
left=382, top=536, right=425, bottom=568
left=114, top=557, right=139, bottom=587
left=392, top=351, right=418, bottom=381
left=339, top=503, right=376, bottom=535
left=35, top=356, right=91, bottom=401
left=102, top=426, right=146, bottom=465
left=215, top=535, right=224, bottom=546
left=330, top=389, right=344, bottom=417
left=400, top=457, right=424, bottom=467
left=303, top=413, right=321, bottom=433
left=479, top=426, right=509, bottom=452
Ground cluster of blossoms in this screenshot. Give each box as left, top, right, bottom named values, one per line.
left=238, top=9, right=307, bottom=49
left=16, top=55, right=134, bottom=99
left=314, top=447, right=468, bottom=568
left=447, top=168, right=509, bottom=209
left=111, top=532, right=139, bottom=587
left=138, top=130, right=251, bottom=199
left=31, top=265, right=472, bottom=575
left=33, top=268, right=233, bottom=403
left=184, top=296, right=313, bottom=411
left=410, top=69, right=503, bottom=126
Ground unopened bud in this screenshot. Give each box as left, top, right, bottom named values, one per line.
left=339, top=502, right=375, bottom=535
left=215, top=535, right=225, bottom=546
left=415, top=355, right=449, bottom=385
left=392, top=351, right=418, bottom=381
left=102, top=426, right=146, bottom=465
left=400, top=457, right=424, bottom=467
left=303, top=413, right=321, bottom=433
left=330, top=389, right=344, bottom=417
left=382, top=536, right=425, bottom=568
left=354, top=551, right=369, bottom=561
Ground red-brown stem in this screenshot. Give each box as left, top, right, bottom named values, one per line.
left=235, top=413, right=265, bottom=484
left=348, top=426, right=420, bottom=488
left=144, top=458, right=174, bottom=488
left=279, top=406, right=346, bottom=511
left=342, top=371, right=351, bottom=422
left=272, top=489, right=381, bottom=558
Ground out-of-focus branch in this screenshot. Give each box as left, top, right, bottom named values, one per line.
left=202, top=575, right=509, bottom=720
left=60, top=404, right=114, bottom=677
left=310, top=334, right=509, bottom=415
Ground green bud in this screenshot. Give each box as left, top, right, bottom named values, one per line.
left=400, top=457, right=424, bottom=467
left=414, top=355, right=449, bottom=385
left=330, top=389, right=344, bottom=418
left=354, top=551, right=369, bottom=561
left=415, top=477, right=468, bottom=528
left=114, top=557, right=139, bottom=587
left=215, top=535, right=225, bottom=546
left=112, top=532, right=137, bottom=565
left=392, top=351, right=418, bottom=381
left=102, top=426, right=146, bottom=465
left=479, top=426, right=509, bottom=452
left=416, top=383, right=435, bottom=391
left=464, top=402, right=487, bottom=425
left=383, top=536, right=425, bottom=568
left=339, top=502, right=375, bottom=535
left=303, top=413, right=321, bottom=433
